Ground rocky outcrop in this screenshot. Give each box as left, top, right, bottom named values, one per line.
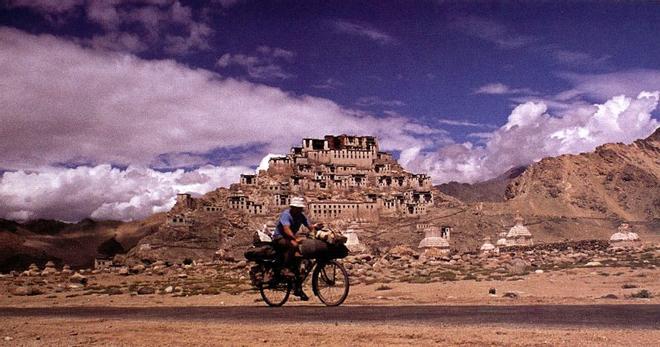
left=504, top=128, right=660, bottom=221
left=438, top=166, right=527, bottom=202
left=0, top=214, right=164, bottom=272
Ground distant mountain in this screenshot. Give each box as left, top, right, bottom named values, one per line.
left=0, top=215, right=163, bottom=272
left=505, top=128, right=660, bottom=222
left=437, top=166, right=527, bottom=203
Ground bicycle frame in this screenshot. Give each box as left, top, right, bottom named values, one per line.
left=261, top=257, right=327, bottom=287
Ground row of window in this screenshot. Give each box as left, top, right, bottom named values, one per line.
left=308, top=150, right=374, bottom=160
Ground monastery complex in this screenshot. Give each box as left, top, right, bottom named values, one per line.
left=225, top=135, right=434, bottom=222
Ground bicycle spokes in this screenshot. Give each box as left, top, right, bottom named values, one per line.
left=313, top=261, right=349, bottom=306
left=321, top=266, right=337, bottom=285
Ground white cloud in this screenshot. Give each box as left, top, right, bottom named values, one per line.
left=11, top=0, right=213, bottom=55
left=451, top=16, right=535, bottom=49
left=475, top=82, right=537, bottom=96
left=217, top=54, right=293, bottom=80
left=217, top=45, right=296, bottom=80
left=312, top=78, right=344, bottom=90
left=8, top=0, right=84, bottom=14
left=0, top=28, right=448, bottom=220
left=88, top=31, right=149, bottom=52
left=256, top=154, right=285, bottom=173
left=0, top=28, right=441, bottom=169
left=256, top=45, right=295, bottom=60
left=355, top=96, right=405, bottom=107
left=555, top=69, right=660, bottom=102
left=330, top=20, right=395, bottom=45
left=474, top=83, right=510, bottom=95
left=212, top=0, right=243, bottom=7
left=0, top=164, right=252, bottom=222
left=551, top=49, right=610, bottom=68
left=163, top=22, right=213, bottom=55
left=436, top=119, right=496, bottom=128
left=405, top=92, right=659, bottom=183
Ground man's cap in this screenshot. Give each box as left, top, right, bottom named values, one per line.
left=290, top=197, right=306, bottom=208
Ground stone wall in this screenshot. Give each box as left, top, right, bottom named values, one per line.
left=499, top=239, right=610, bottom=253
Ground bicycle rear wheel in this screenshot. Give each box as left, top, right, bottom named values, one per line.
left=259, top=279, right=292, bottom=307
left=312, top=260, right=349, bottom=306
left=258, top=266, right=292, bottom=307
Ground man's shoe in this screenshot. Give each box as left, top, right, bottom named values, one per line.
left=280, top=268, right=296, bottom=278
left=294, top=289, right=309, bottom=301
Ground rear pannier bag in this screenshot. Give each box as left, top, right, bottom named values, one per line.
left=244, top=244, right=277, bottom=261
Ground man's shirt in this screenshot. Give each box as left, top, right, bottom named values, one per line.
left=273, top=208, right=309, bottom=239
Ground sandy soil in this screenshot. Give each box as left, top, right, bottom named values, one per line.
left=2, top=266, right=658, bottom=307
left=1, top=266, right=658, bottom=346
left=0, top=317, right=658, bottom=346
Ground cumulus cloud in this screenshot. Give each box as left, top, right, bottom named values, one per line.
left=0, top=28, right=443, bottom=171
left=256, top=154, right=285, bottom=173
left=405, top=92, right=659, bottom=183
left=0, top=165, right=252, bottom=222
left=0, top=28, right=448, bottom=220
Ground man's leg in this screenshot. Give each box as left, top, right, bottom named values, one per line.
left=275, top=238, right=307, bottom=300
left=274, top=238, right=296, bottom=277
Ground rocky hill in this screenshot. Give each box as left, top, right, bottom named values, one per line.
left=414, top=128, right=660, bottom=251
left=437, top=166, right=527, bottom=202
left=504, top=128, right=659, bottom=222
left=0, top=215, right=163, bottom=272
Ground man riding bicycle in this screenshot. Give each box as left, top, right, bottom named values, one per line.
left=272, top=196, right=322, bottom=301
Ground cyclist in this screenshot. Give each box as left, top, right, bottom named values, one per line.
left=272, top=196, right=322, bottom=301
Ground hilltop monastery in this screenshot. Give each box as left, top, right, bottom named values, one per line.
left=218, top=134, right=435, bottom=223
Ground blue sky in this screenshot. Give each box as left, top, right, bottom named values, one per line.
left=0, top=0, right=659, bottom=221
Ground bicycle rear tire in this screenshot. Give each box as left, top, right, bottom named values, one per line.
left=259, top=279, right=292, bottom=307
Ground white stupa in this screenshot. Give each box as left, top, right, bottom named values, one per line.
left=609, top=223, right=641, bottom=248
left=343, top=222, right=366, bottom=253
left=496, top=232, right=508, bottom=247
left=480, top=237, right=496, bottom=254
left=418, top=226, right=450, bottom=255
left=505, top=215, right=533, bottom=246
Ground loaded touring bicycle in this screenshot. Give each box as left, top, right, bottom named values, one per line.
left=245, top=226, right=350, bottom=307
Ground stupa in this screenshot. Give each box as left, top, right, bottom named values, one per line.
left=418, top=226, right=450, bottom=255
left=496, top=232, right=508, bottom=248
left=505, top=215, right=533, bottom=246
left=480, top=237, right=496, bottom=254
left=343, top=222, right=366, bottom=253
left=41, top=261, right=58, bottom=276
left=609, top=223, right=641, bottom=248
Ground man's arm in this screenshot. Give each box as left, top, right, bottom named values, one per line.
left=278, top=211, right=297, bottom=244
left=302, top=214, right=323, bottom=232
left=281, top=224, right=295, bottom=239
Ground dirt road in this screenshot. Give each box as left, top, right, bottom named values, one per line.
left=2, top=304, right=658, bottom=328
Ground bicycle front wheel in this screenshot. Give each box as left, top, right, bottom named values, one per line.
left=312, top=260, right=350, bottom=306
